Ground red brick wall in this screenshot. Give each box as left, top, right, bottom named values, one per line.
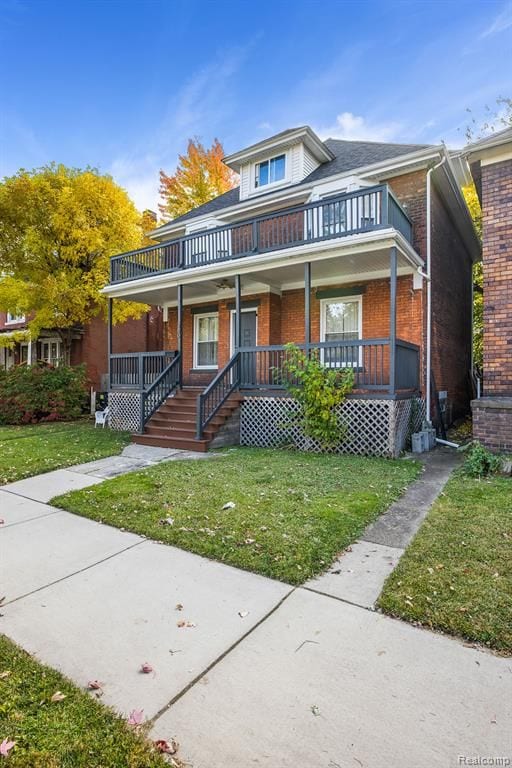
left=472, top=398, right=512, bottom=452
left=480, top=158, right=512, bottom=396
left=390, top=169, right=473, bottom=417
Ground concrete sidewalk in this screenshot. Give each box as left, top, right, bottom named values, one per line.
left=1, top=448, right=511, bottom=767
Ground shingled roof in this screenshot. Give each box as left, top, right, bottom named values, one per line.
left=162, top=137, right=431, bottom=227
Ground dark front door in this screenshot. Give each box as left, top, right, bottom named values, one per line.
left=234, top=311, right=257, bottom=386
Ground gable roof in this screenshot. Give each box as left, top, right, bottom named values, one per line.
left=156, top=137, right=431, bottom=230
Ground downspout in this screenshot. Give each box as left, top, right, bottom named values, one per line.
left=425, top=151, right=446, bottom=423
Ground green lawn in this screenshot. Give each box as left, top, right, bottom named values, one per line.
left=378, top=472, right=512, bottom=654
left=0, top=635, right=168, bottom=768
left=0, top=422, right=130, bottom=485
left=53, top=448, right=419, bottom=584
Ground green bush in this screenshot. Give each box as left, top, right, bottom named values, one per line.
left=460, top=440, right=502, bottom=478
left=0, top=363, right=88, bottom=425
left=280, top=343, right=354, bottom=448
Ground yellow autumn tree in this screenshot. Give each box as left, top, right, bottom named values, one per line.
left=159, top=138, right=237, bottom=220
left=0, top=164, right=148, bottom=354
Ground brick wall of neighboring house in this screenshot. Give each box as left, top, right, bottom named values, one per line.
left=472, top=398, right=512, bottom=452
left=480, top=158, right=512, bottom=396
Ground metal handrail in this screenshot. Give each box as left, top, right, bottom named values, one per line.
left=196, top=351, right=241, bottom=439
left=139, top=353, right=181, bottom=432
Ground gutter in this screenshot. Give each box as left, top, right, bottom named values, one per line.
left=426, top=150, right=446, bottom=423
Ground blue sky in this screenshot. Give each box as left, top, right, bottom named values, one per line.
left=1, top=0, right=511, bottom=211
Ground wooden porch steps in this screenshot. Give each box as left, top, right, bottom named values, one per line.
left=131, top=386, right=243, bottom=452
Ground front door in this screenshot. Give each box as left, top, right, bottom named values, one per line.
left=232, top=310, right=257, bottom=385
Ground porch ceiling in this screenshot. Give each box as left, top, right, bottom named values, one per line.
left=106, top=232, right=420, bottom=306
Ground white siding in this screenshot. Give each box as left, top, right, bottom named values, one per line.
left=240, top=164, right=251, bottom=200
left=291, top=144, right=302, bottom=184
left=303, top=146, right=320, bottom=178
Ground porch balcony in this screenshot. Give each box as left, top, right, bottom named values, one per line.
left=109, top=184, right=413, bottom=285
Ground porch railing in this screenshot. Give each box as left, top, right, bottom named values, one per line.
left=238, top=339, right=418, bottom=392
left=196, top=352, right=241, bottom=439
left=110, top=184, right=413, bottom=284
left=195, top=339, right=419, bottom=438
left=139, top=353, right=181, bottom=432
left=109, top=351, right=176, bottom=390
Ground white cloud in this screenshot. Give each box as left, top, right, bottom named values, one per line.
left=480, top=2, right=512, bottom=38
left=316, top=112, right=403, bottom=143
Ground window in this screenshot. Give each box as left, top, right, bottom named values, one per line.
left=20, top=344, right=29, bottom=364
left=194, top=314, right=218, bottom=368
left=255, top=154, right=286, bottom=188
left=6, top=312, right=25, bottom=325
left=320, top=297, right=362, bottom=366
left=41, top=339, right=61, bottom=366
left=322, top=200, right=347, bottom=236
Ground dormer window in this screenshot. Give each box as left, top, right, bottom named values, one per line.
left=255, top=154, right=286, bottom=188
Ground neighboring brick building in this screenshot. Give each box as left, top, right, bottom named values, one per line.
left=465, top=127, right=512, bottom=451
left=0, top=308, right=163, bottom=392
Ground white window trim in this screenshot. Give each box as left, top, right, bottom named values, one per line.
left=250, top=151, right=290, bottom=194
left=229, top=308, right=258, bottom=356
left=193, top=312, right=219, bottom=370
left=5, top=312, right=25, bottom=325
left=40, top=337, right=62, bottom=366
left=319, top=295, right=363, bottom=367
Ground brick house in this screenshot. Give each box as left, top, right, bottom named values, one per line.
left=465, top=127, right=512, bottom=452
left=0, top=309, right=163, bottom=392
left=103, top=126, right=479, bottom=455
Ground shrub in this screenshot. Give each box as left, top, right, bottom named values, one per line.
left=460, top=440, right=502, bottom=478
left=0, top=363, right=88, bottom=425
left=280, top=343, right=354, bottom=448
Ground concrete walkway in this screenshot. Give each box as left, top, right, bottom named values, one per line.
left=1, top=448, right=511, bottom=767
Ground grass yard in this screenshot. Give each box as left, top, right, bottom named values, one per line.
left=0, top=422, right=130, bottom=485
left=0, top=635, right=168, bottom=768
left=378, top=471, right=512, bottom=654
left=53, top=447, right=419, bottom=584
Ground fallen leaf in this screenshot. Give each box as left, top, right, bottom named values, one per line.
left=175, top=603, right=184, bottom=611
left=159, top=517, right=174, bottom=526
left=87, top=680, right=103, bottom=690
left=244, top=538, right=255, bottom=545
left=127, top=709, right=144, bottom=726
left=238, top=611, right=249, bottom=619
left=50, top=691, right=66, bottom=703
left=0, top=671, right=11, bottom=680
left=140, top=662, right=154, bottom=674
left=0, top=739, right=15, bottom=757
left=154, top=738, right=178, bottom=754
left=177, top=621, right=196, bottom=628
left=310, top=704, right=320, bottom=717
left=222, top=501, right=236, bottom=510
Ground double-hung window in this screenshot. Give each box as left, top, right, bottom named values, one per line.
left=194, top=313, right=218, bottom=368
left=255, top=154, right=286, bottom=188
left=320, top=297, right=362, bottom=367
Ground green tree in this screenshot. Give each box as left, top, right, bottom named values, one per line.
left=0, top=164, right=147, bottom=356
left=463, top=182, right=483, bottom=370
left=159, top=138, right=237, bottom=220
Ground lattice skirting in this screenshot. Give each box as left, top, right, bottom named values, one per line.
left=108, top=391, right=141, bottom=432
left=240, top=396, right=426, bottom=458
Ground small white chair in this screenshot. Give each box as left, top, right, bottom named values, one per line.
left=95, top=406, right=109, bottom=428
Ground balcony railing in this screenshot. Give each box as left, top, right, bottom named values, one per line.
left=110, top=184, right=413, bottom=284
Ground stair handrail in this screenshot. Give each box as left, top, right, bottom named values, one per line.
left=139, top=353, right=181, bottom=433
left=196, top=351, right=241, bottom=439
